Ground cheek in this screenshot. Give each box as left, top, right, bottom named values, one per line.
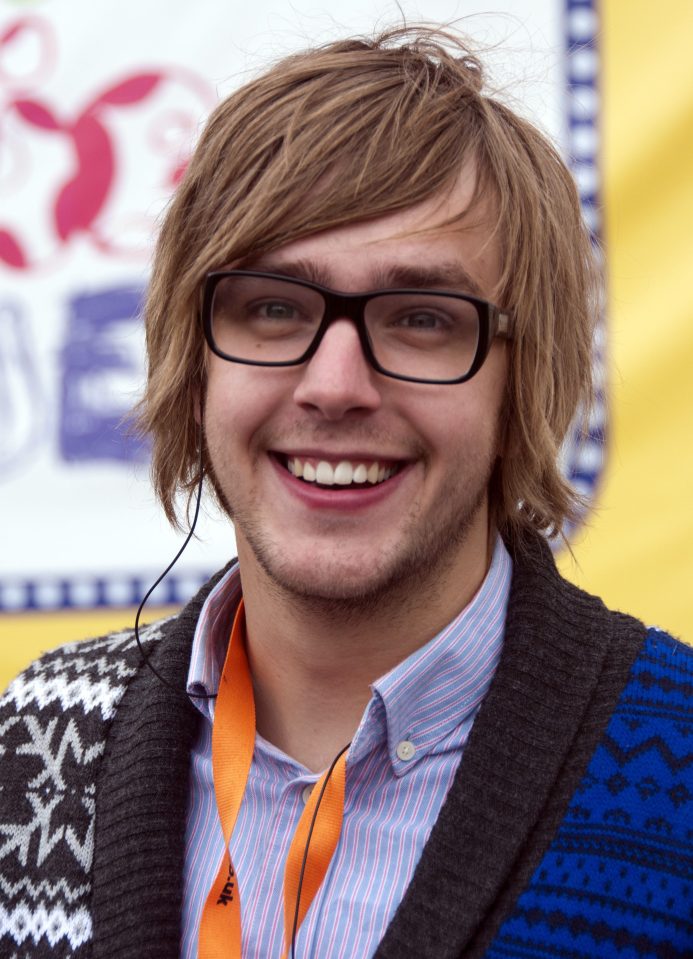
left=404, top=373, right=506, bottom=467
left=412, top=383, right=493, bottom=434
left=204, top=364, right=289, bottom=450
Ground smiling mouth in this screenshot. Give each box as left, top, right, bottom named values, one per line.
left=281, top=455, right=402, bottom=488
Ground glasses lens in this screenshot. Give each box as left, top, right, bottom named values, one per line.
left=365, top=293, right=481, bottom=381
left=210, top=275, right=324, bottom=362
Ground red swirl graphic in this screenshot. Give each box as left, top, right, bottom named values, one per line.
left=0, top=16, right=214, bottom=270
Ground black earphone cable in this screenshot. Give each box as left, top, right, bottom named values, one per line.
left=134, top=436, right=349, bottom=958
left=291, top=741, right=351, bottom=959
left=133, top=441, right=216, bottom=700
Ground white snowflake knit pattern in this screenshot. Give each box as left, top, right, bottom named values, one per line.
left=0, top=621, right=166, bottom=957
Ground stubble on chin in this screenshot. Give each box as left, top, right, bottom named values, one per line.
left=229, top=467, right=491, bottom=623
left=203, top=414, right=500, bottom=620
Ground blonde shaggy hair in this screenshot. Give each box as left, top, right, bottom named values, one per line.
left=137, top=26, right=598, bottom=547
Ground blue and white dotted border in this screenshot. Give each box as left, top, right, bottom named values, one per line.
left=560, top=0, right=607, bottom=538
left=0, top=570, right=215, bottom=613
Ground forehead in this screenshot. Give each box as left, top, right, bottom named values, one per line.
left=239, top=164, right=500, bottom=299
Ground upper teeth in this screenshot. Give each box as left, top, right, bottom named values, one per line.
left=286, top=458, right=397, bottom=486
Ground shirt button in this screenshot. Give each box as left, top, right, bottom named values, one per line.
left=301, top=785, right=314, bottom=805
left=396, top=740, right=416, bottom=762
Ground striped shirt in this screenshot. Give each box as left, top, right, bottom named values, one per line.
left=181, top=537, right=512, bottom=958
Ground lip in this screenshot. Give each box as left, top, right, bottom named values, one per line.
left=275, top=448, right=405, bottom=466
left=269, top=452, right=413, bottom=511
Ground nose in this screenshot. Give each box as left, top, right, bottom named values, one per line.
left=292, top=319, right=382, bottom=420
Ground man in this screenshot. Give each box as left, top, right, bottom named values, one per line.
left=1, top=26, right=690, bottom=959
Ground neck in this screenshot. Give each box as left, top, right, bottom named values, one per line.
left=236, top=529, right=495, bottom=773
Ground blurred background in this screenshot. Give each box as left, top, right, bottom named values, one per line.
left=1, top=0, right=691, bottom=688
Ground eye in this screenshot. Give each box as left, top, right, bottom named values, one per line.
left=396, top=311, right=448, bottom=330
left=390, top=309, right=455, bottom=333
left=254, top=300, right=299, bottom=320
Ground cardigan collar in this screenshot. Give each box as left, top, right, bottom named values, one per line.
left=374, top=533, right=646, bottom=958
left=91, top=532, right=646, bottom=958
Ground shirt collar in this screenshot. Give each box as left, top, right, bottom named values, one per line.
left=349, top=535, right=511, bottom=773
left=186, top=560, right=242, bottom=722
left=187, top=537, right=512, bottom=769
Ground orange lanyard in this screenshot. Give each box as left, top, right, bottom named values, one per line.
left=197, top=600, right=348, bottom=959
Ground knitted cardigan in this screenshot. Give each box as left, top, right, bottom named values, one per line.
left=1, top=534, right=691, bottom=958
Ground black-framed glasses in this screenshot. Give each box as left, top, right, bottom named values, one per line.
left=202, top=270, right=513, bottom=385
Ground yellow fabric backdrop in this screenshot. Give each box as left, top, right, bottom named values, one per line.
left=0, top=609, right=178, bottom=684
left=2, top=0, right=692, bottom=690
left=557, top=0, right=693, bottom=643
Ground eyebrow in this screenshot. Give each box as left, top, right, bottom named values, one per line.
left=237, top=255, right=485, bottom=298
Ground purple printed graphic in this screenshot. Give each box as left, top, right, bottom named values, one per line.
left=59, top=287, right=148, bottom=463
left=0, top=300, right=47, bottom=477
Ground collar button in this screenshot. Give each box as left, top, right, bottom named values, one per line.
left=396, top=740, right=416, bottom=762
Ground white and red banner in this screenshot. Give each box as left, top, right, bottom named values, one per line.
left=1, top=1, right=587, bottom=617
left=9, top=0, right=691, bottom=683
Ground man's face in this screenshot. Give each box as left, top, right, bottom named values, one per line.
left=204, top=167, right=508, bottom=609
